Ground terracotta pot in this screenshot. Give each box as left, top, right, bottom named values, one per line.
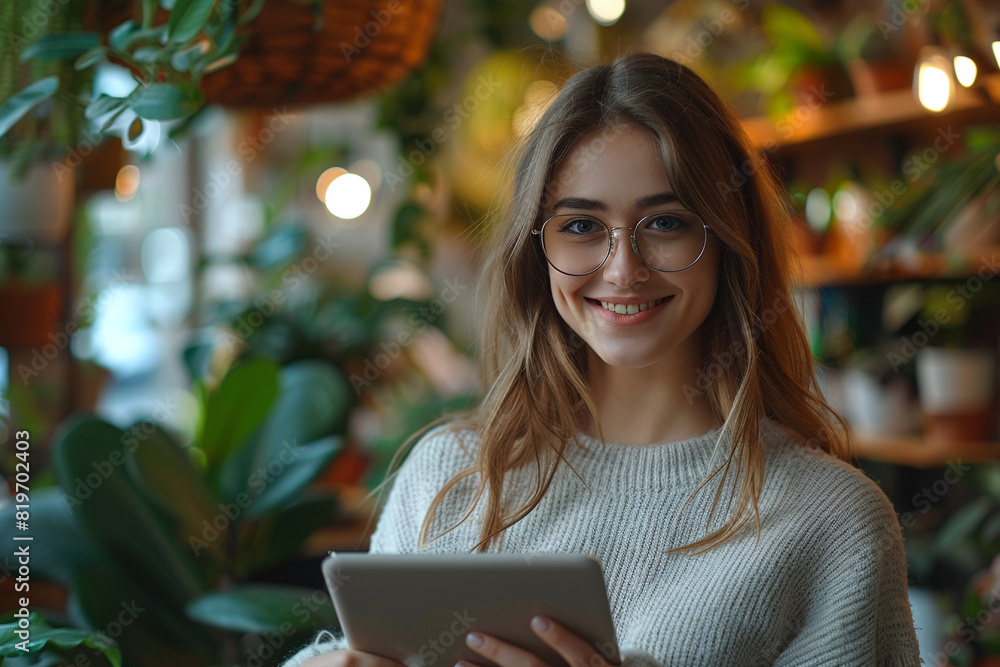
left=846, top=58, right=912, bottom=97
left=90, top=0, right=442, bottom=107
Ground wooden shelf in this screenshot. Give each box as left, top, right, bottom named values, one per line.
left=741, top=73, right=1000, bottom=151
left=853, top=432, right=1000, bottom=468
left=792, top=245, right=1000, bottom=288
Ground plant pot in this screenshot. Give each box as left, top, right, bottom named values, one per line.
left=842, top=368, right=921, bottom=436
left=92, top=0, right=442, bottom=107
left=846, top=58, right=911, bottom=97
left=916, top=347, right=997, bottom=441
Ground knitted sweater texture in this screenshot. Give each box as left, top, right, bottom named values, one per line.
left=281, top=419, right=921, bottom=666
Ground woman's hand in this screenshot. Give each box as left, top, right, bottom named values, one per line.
left=458, top=615, right=615, bottom=667
left=296, top=650, right=408, bottom=667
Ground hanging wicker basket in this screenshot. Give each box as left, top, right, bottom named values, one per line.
left=91, top=0, right=441, bottom=107
left=201, top=0, right=442, bottom=106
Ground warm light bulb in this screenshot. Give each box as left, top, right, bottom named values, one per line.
left=993, top=41, right=1000, bottom=69
left=316, top=167, right=348, bottom=203
left=529, top=6, right=567, bottom=40
left=914, top=50, right=953, bottom=113
left=114, top=164, right=140, bottom=201
left=953, top=56, right=977, bottom=87
left=324, top=173, right=371, bottom=219
left=586, top=0, right=624, bottom=26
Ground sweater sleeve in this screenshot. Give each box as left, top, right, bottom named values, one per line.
left=773, top=466, right=922, bottom=667
left=278, top=426, right=458, bottom=667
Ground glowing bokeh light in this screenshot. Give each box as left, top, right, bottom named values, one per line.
left=324, top=173, right=371, bottom=219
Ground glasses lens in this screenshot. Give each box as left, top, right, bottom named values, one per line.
left=634, top=210, right=706, bottom=271
left=540, top=211, right=707, bottom=274
left=540, top=215, right=611, bottom=275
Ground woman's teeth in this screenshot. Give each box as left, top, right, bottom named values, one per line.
left=599, top=297, right=667, bottom=315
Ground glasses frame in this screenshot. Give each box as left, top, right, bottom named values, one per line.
left=530, top=209, right=711, bottom=277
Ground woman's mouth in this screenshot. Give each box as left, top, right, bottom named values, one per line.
left=595, top=297, right=668, bottom=315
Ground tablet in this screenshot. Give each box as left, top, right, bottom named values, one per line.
left=321, top=552, right=621, bottom=667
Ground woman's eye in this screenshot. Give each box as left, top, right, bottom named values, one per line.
left=561, top=218, right=599, bottom=235
left=647, top=214, right=687, bottom=232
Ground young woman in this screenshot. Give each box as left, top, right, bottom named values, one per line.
left=282, top=51, right=920, bottom=667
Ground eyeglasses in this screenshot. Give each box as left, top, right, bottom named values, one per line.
left=531, top=209, right=710, bottom=276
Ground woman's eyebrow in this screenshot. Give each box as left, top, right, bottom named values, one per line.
left=552, top=192, right=678, bottom=211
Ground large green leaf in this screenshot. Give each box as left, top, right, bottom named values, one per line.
left=249, top=436, right=343, bottom=516
left=0, top=488, right=100, bottom=586
left=0, top=612, right=120, bottom=665
left=129, top=82, right=202, bottom=120
left=0, top=77, right=58, bottom=138
left=186, top=584, right=338, bottom=634
left=167, top=0, right=216, bottom=43
left=255, top=360, right=352, bottom=464
left=53, top=417, right=209, bottom=610
left=200, top=357, right=280, bottom=467
left=67, top=562, right=216, bottom=661
left=215, top=360, right=349, bottom=511
left=19, top=32, right=100, bottom=61
left=124, top=422, right=226, bottom=564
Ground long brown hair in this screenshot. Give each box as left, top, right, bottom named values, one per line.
left=376, top=50, right=853, bottom=556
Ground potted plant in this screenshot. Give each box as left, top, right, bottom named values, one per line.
left=733, top=2, right=854, bottom=118
left=931, top=464, right=1000, bottom=666
left=913, top=283, right=999, bottom=442
left=0, top=355, right=350, bottom=666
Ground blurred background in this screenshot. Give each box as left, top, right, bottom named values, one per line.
left=1, top=0, right=1000, bottom=665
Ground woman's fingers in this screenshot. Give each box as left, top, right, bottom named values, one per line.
left=530, top=615, right=614, bottom=667
left=460, top=616, right=613, bottom=667
left=297, top=649, right=410, bottom=667
left=461, top=628, right=550, bottom=667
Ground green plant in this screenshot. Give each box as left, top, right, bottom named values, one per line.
left=0, top=355, right=348, bottom=666
left=929, top=465, right=1000, bottom=665
left=0, top=0, right=288, bottom=177
left=0, top=611, right=122, bottom=666
left=873, top=125, right=1000, bottom=257
left=732, top=3, right=853, bottom=117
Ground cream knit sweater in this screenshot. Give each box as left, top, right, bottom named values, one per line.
left=281, top=419, right=921, bottom=666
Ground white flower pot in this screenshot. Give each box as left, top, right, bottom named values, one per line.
left=916, top=347, right=996, bottom=441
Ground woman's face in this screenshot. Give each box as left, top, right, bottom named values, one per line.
left=540, top=123, right=721, bottom=370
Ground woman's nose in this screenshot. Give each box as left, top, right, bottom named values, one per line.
left=602, top=227, right=650, bottom=286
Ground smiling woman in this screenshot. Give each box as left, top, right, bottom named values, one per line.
left=280, top=51, right=921, bottom=667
